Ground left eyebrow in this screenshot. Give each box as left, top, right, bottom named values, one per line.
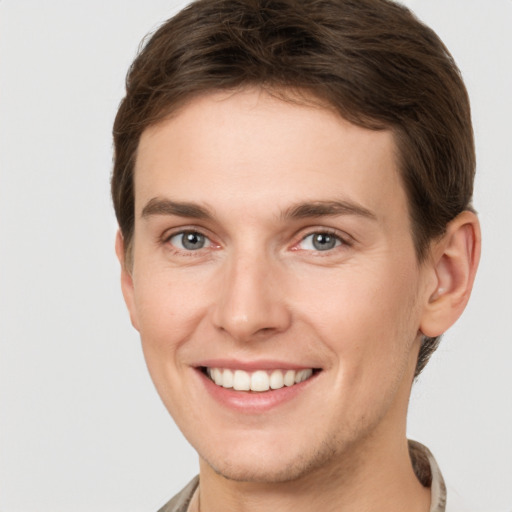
left=141, top=197, right=214, bottom=220
left=282, top=200, right=377, bottom=221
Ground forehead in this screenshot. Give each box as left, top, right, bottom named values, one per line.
left=134, top=88, right=407, bottom=224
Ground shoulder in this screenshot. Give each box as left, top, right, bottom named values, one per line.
left=157, top=476, right=199, bottom=512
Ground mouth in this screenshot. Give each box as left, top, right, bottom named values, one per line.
left=201, top=367, right=319, bottom=392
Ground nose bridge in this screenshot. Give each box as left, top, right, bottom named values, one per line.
left=212, top=243, right=291, bottom=341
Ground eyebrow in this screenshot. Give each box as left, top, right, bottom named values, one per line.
left=141, top=197, right=214, bottom=220
left=282, top=200, right=377, bottom=221
left=140, top=197, right=377, bottom=222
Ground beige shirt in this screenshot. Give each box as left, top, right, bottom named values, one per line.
left=157, top=440, right=447, bottom=512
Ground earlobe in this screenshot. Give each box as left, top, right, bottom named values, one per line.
left=420, top=211, right=481, bottom=337
left=115, top=230, right=140, bottom=332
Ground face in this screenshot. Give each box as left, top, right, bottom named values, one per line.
left=120, top=89, right=435, bottom=483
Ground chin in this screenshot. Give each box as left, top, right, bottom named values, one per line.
left=199, top=437, right=340, bottom=484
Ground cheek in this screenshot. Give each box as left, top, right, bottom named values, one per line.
left=294, top=261, right=421, bottom=371
left=132, top=268, right=210, bottom=356
left=130, top=269, right=212, bottom=417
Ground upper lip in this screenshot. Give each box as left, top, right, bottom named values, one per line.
left=195, top=359, right=321, bottom=371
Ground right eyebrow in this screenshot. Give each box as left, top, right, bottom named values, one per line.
left=282, top=199, right=377, bottom=222
left=141, top=197, right=214, bottom=220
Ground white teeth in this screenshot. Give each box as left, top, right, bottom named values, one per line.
left=233, top=370, right=251, bottom=391
left=284, top=370, right=295, bottom=387
left=206, top=367, right=315, bottom=392
left=269, top=369, right=284, bottom=390
left=251, top=371, right=270, bottom=392
left=295, top=369, right=313, bottom=383
left=212, top=368, right=223, bottom=386
left=222, top=369, right=234, bottom=388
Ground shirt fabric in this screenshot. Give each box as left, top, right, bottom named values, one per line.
left=157, top=440, right=450, bottom=512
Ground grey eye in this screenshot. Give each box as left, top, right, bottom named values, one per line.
left=299, top=232, right=341, bottom=251
left=169, top=231, right=210, bottom=250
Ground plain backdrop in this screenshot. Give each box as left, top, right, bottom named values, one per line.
left=1, top=1, right=511, bottom=511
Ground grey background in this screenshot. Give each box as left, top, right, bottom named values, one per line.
left=1, top=1, right=511, bottom=510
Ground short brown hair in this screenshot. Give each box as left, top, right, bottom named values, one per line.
left=112, top=0, right=475, bottom=376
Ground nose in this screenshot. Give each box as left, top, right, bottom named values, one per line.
left=211, top=251, right=292, bottom=342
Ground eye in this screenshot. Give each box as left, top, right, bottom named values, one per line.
left=297, top=232, right=343, bottom=251
left=168, top=231, right=211, bottom=251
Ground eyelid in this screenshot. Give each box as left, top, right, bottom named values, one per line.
left=162, top=224, right=210, bottom=241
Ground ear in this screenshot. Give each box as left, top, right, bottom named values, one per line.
left=115, top=230, right=140, bottom=332
left=420, top=211, right=481, bottom=337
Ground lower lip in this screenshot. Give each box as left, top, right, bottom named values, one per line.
left=197, top=369, right=319, bottom=413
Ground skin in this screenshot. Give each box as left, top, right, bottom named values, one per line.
left=117, top=88, right=480, bottom=512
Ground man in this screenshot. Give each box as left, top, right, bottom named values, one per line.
left=111, top=0, right=480, bottom=511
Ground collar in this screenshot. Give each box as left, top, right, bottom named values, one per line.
left=409, top=439, right=447, bottom=512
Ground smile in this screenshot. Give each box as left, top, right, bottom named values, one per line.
left=203, top=367, right=315, bottom=392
